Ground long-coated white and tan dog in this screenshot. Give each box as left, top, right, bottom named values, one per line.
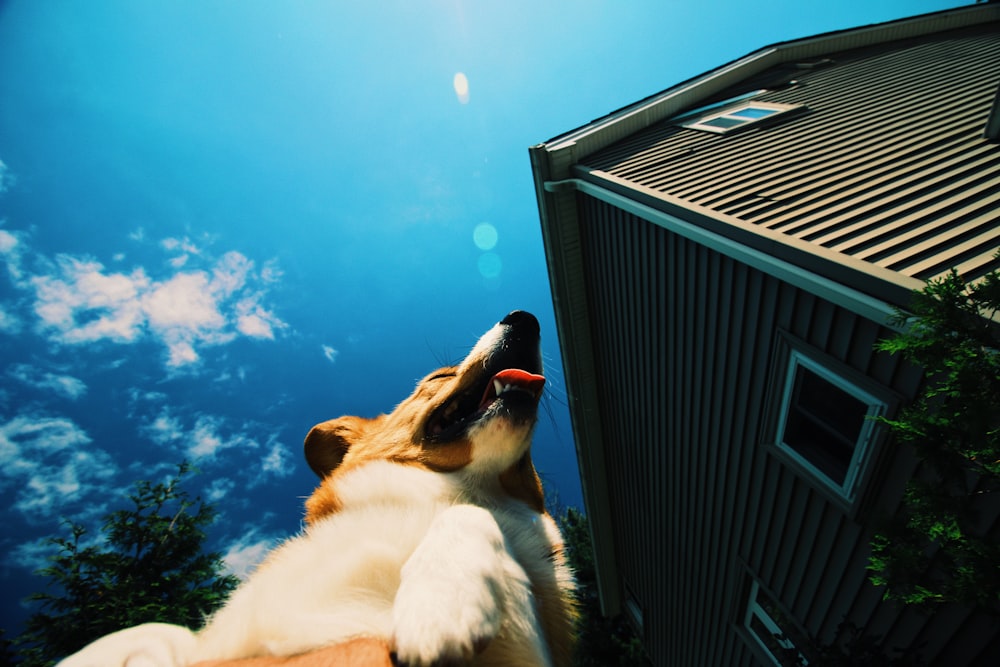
left=60, top=310, right=577, bottom=667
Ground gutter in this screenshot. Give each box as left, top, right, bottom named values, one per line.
left=530, top=145, right=624, bottom=617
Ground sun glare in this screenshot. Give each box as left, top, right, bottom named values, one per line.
left=453, top=72, right=470, bottom=104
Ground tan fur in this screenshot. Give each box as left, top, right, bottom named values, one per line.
left=301, top=363, right=578, bottom=664
left=302, top=350, right=578, bottom=665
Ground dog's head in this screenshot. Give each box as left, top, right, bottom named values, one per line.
left=304, top=311, right=548, bottom=519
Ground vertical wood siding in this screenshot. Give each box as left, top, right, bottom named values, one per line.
left=575, top=193, right=998, bottom=665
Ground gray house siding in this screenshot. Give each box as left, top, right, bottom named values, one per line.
left=531, top=6, right=1000, bottom=665
left=573, top=193, right=997, bottom=665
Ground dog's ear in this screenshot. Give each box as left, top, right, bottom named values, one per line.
left=304, top=417, right=369, bottom=478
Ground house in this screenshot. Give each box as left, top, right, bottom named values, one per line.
left=530, top=4, right=1000, bottom=665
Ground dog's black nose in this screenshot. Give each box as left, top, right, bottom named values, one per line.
left=501, top=310, right=539, bottom=335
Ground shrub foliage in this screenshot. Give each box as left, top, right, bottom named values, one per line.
left=13, top=463, right=238, bottom=666
left=867, top=267, right=1000, bottom=612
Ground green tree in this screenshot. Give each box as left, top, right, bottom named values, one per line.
left=867, top=267, right=1000, bottom=612
left=0, top=630, right=17, bottom=667
left=557, top=506, right=650, bottom=666
left=14, top=463, right=239, bottom=666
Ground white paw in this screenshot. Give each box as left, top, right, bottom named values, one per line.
left=393, top=577, right=502, bottom=666
left=392, top=505, right=509, bottom=666
left=57, top=623, right=196, bottom=667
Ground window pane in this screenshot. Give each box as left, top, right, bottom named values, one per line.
left=749, top=613, right=787, bottom=663
left=782, top=366, right=867, bottom=486
left=730, top=106, right=780, bottom=120
left=795, top=368, right=866, bottom=441
left=701, top=115, right=746, bottom=129
left=746, top=586, right=808, bottom=666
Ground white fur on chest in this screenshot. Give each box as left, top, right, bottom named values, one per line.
left=193, top=461, right=560, bottom=665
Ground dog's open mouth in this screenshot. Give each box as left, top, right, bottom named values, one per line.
left=426, top=368, right=545, bottom=438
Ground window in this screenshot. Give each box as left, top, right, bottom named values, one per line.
left=679, top=101, right=806, bottom=135
left=744, top=581, right=808, bottom=666
left=622, top=581, right=645, bottom=638
left=776, top=351, right=886, bottom=501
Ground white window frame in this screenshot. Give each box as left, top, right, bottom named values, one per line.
left=744, top=581, right=808, bottom=666
left=623, top=582, right=644, bottom=638
left=776, top=350, right=887, bottom=502
left=680, top=101, right=805, bottom=135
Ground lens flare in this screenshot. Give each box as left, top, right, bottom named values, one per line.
left=473, top=223, right=498, bottom=251
left=478, top=252, right=502, bottom=279
left=453, top=72, right=470, bottom=104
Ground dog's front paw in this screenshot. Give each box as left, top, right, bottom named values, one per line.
left=392, top=505, right=511, bottom=666
left=57, top=623, right=196, bottom=667
left=392, top=576, right=501, bottom=666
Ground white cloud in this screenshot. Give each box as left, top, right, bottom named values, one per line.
left=8, top=364, right=87, bottom=400
left=8, top=536, right=60, bottom=572
left=160, top=236, right=204, bottom=270
left=260, top=439, right=293, bottom=478
left=143, top=271, right=223, bottom=331
left=161, top=236, right=201, bottom=255
left=211, top=251, right=251, bottom=296
left=0, top=158, right=12, bottom=194
left=7, top=519, right=106, bottom=573
left=141, top=409, right=292, bottom=478
left=0, top=305, right=21, bottom=334
left=142, top=271, right=234, bottom=365
left=0, top=414, right=117, bottom=522
left=32, top=257, right=148, bottom=343
left=143, top=408, right=241, bottom=460
left=0, top=228, right=17, bottom=253
left=221, top=529, right=279, bottom=580
left=12, top=234, right=286, bottom=368
left=259, top=261, right=283, bottom=284
left=0, top=227, right=25, bottom=281
left=235, top=297, right=283, bottom=339
left=188, top=415, right=246, bottom=459
left=144, top=408, right=185, bottom=445
left=322, top=344, right=339, bottom=363
left=205, top=476, right=236, bottom=503
left=0, top=414, right=92, bottom=456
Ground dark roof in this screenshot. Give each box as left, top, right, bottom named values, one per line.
left=579, top=22, right=1000, bottom=287
left=533, top=4, right=1000, bottom=308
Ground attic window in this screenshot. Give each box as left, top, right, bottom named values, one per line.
left=680, top=102, right=805, bottom=135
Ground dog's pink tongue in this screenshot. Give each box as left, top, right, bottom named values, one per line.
left=496, top=369, right=546, bottom=394
left=479, top=369, right=546, bottom=410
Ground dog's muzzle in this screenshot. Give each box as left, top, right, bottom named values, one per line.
left=426, top=311, right=545, bottom=439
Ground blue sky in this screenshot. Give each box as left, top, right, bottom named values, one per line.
left=0, top=0, right=970, bottom=641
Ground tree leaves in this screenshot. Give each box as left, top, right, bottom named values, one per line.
left=13, top=463, right=238, bottom=666
left=868, top=265, right=1000, bottom=612
left=556, top=507, right=650, bottom=666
